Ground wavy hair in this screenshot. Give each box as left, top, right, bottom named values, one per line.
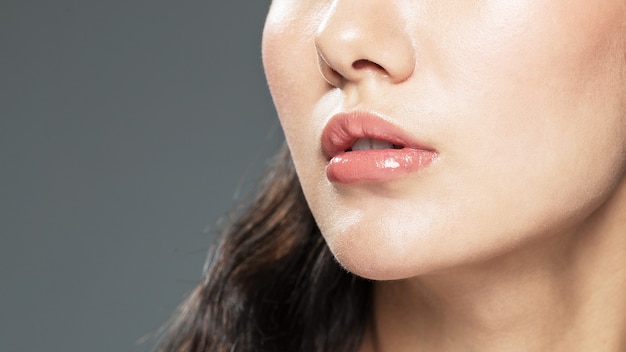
left=155, top=145, right=372, bottom=352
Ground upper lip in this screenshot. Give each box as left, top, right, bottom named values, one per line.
left=321, top=111, right=433, bottom=160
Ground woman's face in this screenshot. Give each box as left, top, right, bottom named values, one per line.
left=262, top=0, right=626, bottom=280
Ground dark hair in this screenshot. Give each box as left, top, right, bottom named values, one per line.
left=155, top=144, right=372, bottom=352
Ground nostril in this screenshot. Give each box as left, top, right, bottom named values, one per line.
left=352, top=59, right=385, bottom=72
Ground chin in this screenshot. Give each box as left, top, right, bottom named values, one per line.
left=326, top=232, right=507, bottom=281
left=317, top=206, right=540, bottom=281
left=321, top=224, right=463, bottom=281
left=334, top=253, right=422, bottom=281
left=330, top=242, right=452, bottom=281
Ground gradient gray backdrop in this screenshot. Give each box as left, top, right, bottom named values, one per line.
left=1, top=1, right=281, bottom=351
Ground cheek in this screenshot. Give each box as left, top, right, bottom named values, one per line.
left=262, top=9, right=333, bottom=201
left=443, top=1, right=626, bottom=177
left=450, top=2, right=626, bottom=232
left=263, top=17, right=317, bottom=141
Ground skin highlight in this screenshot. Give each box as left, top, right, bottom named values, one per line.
left=263, top=1, right=626, bottom=351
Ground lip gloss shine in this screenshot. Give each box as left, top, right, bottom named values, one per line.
left=321, top=112, right=436, bottom=184
left=326, top=148, right=435, bottom=183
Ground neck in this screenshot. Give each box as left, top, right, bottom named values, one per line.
left=366, top=181, right=626, bottom=352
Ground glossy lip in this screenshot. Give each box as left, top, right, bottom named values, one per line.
left=321, top=111, right=437, bottom=183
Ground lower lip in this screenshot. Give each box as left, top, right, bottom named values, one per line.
left=326, top=148, right=436, bottom=183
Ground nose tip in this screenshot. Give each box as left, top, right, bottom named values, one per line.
left=315, top=1, right=416, bottom=88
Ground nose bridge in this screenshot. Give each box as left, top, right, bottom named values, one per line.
left=315, top=0, right=415, bottom=86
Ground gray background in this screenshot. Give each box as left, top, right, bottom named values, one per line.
left=1, top=1, right=281, bottom=351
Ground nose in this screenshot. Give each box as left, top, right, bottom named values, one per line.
left=315, top=0, right=416, bottom=88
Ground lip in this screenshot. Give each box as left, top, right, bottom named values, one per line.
left=321, top=111, right=437, bottom=183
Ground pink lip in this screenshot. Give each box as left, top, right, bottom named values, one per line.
left=321, top=112, right=437, bottom=183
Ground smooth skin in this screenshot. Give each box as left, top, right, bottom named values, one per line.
left=262, top=1, right=626, bottom=351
